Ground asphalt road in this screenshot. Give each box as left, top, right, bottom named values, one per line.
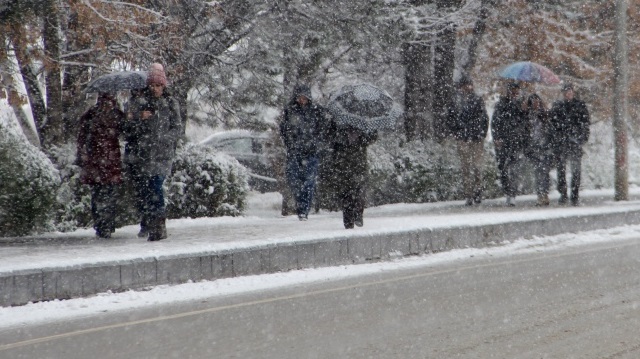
left=2, top=236, right=640, bottom=358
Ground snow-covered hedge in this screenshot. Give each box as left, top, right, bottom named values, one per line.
left=366, top=134, right=502, bottom=205
left=166, top=145, right=249, bottom=218
left=0, top=126, right=60, bottom=236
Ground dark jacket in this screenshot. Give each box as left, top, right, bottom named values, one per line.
left=525, top=108, right=552, bottom=159
left=123, top=88, right=182, bottom=176
left=450, top=92, right=489, bottom=142
left=280, top=95, right=327, bottom=158
left=491, top=96, right=529, bottom=151
left=77, top=103, right=124, bottom=186
left=548, top=98, right=590, bottom=153
left=329, top=124, right=378, bottom=188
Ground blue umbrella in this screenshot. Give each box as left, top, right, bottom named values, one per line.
left=499, top=61, right=560, bottom=85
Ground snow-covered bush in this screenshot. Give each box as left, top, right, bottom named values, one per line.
left=366, top=133, right=502, bottom=205
left=0, top=126, right=60, bottom=236
left=166, top=144, right=249, bottom=218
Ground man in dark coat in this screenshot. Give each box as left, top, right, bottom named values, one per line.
left=450, top=76, right=489, bottom=206
left=124, top=63, right=182, bottom=241
left=77, top=93, right=124, bottom=238
left=549, top=83, right=590, bottom=206
left=326, top=123, right=378, bottom=229
left=279, top=84, right=327, bottom=220
left=491, top=82, right=529, bottom=206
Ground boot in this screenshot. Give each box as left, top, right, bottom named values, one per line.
left=147, top=217, right=168, bottom=241
left=536, top=194, right=550, bottom=207
left=137, top=216, right=149, bottom=238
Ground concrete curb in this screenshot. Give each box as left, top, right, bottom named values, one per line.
left=2, top=209, right=640, bottom=307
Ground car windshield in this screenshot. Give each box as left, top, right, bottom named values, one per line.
left=216, top=138, right=253, bottom=153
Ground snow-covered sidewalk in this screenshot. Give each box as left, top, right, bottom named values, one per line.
left=2, top=189, right=640, bottom=307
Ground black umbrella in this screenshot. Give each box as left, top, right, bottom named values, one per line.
left=327, top=83, right=401, bottom=133
left=84, top=71, right=148, bottom=93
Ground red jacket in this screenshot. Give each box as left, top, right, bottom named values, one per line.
left=77, top=103, right=124, bottom=185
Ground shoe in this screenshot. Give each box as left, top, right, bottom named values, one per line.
left=506, top=196, right=516, bottom=207
left=147, top=218, right=168, bottom=242
left=298, top=214, right=308, bottom=221
left=465, top=198, right=473, bottom=206
left=473, top=197, right=482, bottom=204
left=536, top=194, right=550, bottom=207
left=344, top=223, right=354, bottom=229
left=570, top=197, right=580, bottom=206
left=559, top=194, right=568, bottom=205
left=96, top=230, right=111, bottom=239
left=355, top=219, right=363, bottom=227
left=137, top=227, right=149, bottom=238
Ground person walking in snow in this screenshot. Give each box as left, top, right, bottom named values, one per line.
left=279, top=84, right=328, bottom=221
left=123, top=63, right=182, bottom=241
left=449, top=75, right=489, bottom=206
left=325, top=121, right=378, bottom=229
left=548, top=83, right=590, bottom=206
left=491, top=81, right=529, bottom=206
left=77, top=93, right=125, bottom=239
left=524, top=93, right=553, bottom=206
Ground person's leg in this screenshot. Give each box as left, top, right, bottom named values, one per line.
left=285, top=156, right=304, bottom=216
left=298, top=156, right=319, bottom=219
left=103, top=184, right=118, bottom=234
left=353, top=184, right=366, bottom=227
left=457, top=141, right=473, bottom=204
left=92, top=184, right=114, bottom=238
left=556, top=152, right=568, bottom=203
left=569, top=150, right=583, bottom=205
left=469, top=141, right=484, bottom=203
left=495, top=146, right=511, bottom=198
left=341, top=186, right=356, bottom=229
left=128, top=165, right=150, bottom=237
left=147, top=175, right=167, bottom=241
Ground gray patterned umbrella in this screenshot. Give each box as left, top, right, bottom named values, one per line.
left=327, top=83, right=401, bottom=133
left=84, top=71, right=148, bottom=93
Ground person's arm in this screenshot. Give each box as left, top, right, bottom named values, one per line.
left=167, top=98, right=183, bottom=146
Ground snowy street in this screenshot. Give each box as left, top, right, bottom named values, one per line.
left=2, top=224, right=640, bottom=358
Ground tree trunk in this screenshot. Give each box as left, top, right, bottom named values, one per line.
left=402, top=42, right=433, bottom=141
left=432, top=22, right=456, bottom=140
left=461, top=0, right=494, bottom=75
left=613, top=0, right=628, bottom=201
left=42, top=0, right=64, bottom=148
left=9, top=28, right=47, bottom=142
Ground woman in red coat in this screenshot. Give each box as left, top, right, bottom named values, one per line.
left=77, top=93, right=124, bottom=238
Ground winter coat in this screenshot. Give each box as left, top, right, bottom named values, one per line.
left=450, top=92, right=489, bottom=142
left=123, top=88, right=182, bottom=176
left=280, top=97, right=328, bottom=158
left=328, top=123, right=378, bottom=190
left=491, top=96, right=529, bottom=151
left=548, top=98, right=590, bottom=154
left=525, top=108, right=552, bottom=161
left=77, top=104, right=124, bottom=185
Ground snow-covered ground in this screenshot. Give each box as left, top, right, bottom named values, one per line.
left=2, top=190, right=640, bottom=330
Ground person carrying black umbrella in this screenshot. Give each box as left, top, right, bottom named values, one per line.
left=123, top=63, right=182, bottom=241
left=76, top=93, right=125, bottom=238
left=549, top=83, right=590, bottom=206
left=279, top=84, right=328, bottom=221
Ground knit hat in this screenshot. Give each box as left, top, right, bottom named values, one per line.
left=147, top=63, right=167, bottom=87
left=561, top=82, right=574, bottom=92
left=293, top=84, right=312, bottom=100
left=456, top=75, right=473, bottom=88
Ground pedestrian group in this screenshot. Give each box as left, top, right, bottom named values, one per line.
left=77, top=65, right=590, bottom=240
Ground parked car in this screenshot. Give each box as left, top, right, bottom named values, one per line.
left=199, top=130, right=279, bottom=193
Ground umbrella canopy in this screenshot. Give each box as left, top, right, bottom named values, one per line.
left=327, top=83, right=401, bottom=133
left=499, top=61, right=561, bottom=85
left=84, top=71, right=148, bottom=93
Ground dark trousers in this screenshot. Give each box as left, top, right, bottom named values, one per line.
left=341, top=184, right=365, bottom=228
left=527, top=148, right=552, bottom=196
left=495, top=146, right=522, bottom=198
left=128, top=166, right=166, bottom=228
left=285, top=154, right=319, bottom=217
left=556, top=149, right=583, bottom=200
left=91, top=184, right=118, bottom=235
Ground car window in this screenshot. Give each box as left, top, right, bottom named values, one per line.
left=217, top=138, right=252, bottom=153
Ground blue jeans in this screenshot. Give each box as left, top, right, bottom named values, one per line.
left=129, top=166, right=166, bottom=226
left=285, top=154, right=319, bottom=217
